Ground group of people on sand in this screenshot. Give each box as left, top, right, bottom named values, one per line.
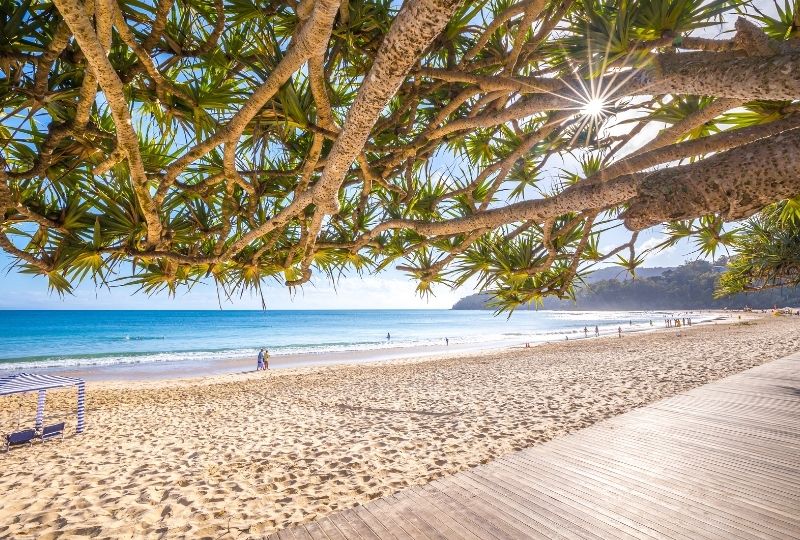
left=256, top=348, right=270, bottom=371
left=665, top=317, right=691, bottom=328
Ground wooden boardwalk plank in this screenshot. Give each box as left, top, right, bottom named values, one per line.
left=352, top=503, right=397, bottom=539
left=356, top=499, right=413, bottom=540
left=393, top=489, right=465, bottom=540
left=517, top=444, right=785, bottom=539
left=419, top=480, right=508, bottom=539
left=543, top=435, right=800, bottom=524
left=316, top=517, right=347, bottom=540
left=561, top=424, right=800, bottom=496
left=461, top=466, right=630, bottom=540
left=494, top=452, right=724, bottom=540
left=327, top=511, right=365, bottom=539
left=304, top=521, right=331, bottom=540
left=580, top=424, right=800, bottom=492
left=371, top=496, right=429, bottom=539
left=485, top=457, right=665, bottom=540
left=409, top=484, right=491, bottom=540
left=456, top=470, right=585, bottom=539
left=435, top=475, right=552, bottom=539
left=458, top=468, right=606, bottom=540
left=290, top=526, right=315, bottom=540
left=463, top=462, right=647, bottom=540
left=340, top=507, right=381, bottom=540
left=272, top=352, right=800, bottom=539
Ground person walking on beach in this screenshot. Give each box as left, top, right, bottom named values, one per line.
left=257, top=348, right=265, bottom=371
left=618, top=326, right=622, bottom=338
left=594, top=325, right=599, bottom=337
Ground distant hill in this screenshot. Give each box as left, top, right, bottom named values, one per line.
left=556, top=266, right=671, bottom=283
left=452, top=261, right=800, bottom=310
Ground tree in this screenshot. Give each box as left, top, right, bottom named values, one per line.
left=1, top=0, right=799, bottom=308
left=716, top=201, right=800, bottom=296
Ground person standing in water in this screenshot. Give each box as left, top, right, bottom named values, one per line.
left=594, top=325, right=599, bottom=337
left=445, top=337, right=449, bottom=346
left=387, top=332, right=391, bottom=341
left=618, top=326, right=622, bottom=338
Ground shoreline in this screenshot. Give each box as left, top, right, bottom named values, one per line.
left=1, top=314, right=798, bottom=538
left=6, top=309, right=741, bottom=383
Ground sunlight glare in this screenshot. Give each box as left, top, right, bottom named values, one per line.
left=581, top=98, right=605, bottom=117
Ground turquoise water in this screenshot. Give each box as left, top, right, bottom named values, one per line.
left=0, top=309, right=695, bottom=371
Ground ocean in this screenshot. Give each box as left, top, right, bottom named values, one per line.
left=0, top=309, right=711, bottom=374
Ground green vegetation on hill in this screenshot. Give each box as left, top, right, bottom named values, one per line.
left=453, top=261, right=800, bottom=311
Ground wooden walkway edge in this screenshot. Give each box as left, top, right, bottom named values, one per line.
left=269, top=352, right=800, bottom=539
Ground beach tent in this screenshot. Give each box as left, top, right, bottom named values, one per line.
left=0, top=373, right=85, bottom=434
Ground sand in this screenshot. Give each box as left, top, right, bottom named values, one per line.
left=1, top=313, right=798, bottom=539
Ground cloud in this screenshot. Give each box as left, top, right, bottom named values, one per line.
left=639, top=235, right=673, bottom=253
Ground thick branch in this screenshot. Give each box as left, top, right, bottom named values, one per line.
left=162, top=0, right=340, bottom=196
left=594, top=114, right=800, bottom=184
left=54, top=0, right=163, bottom=247
left=311, top=0, right=465, bottom=213
left=648, top=50, right=800, bottom=100
left=360, top=129, right=800, bottom=239
left=634, top=97, right=741, bottom=156
left=624, top=128, right=800, bottom=229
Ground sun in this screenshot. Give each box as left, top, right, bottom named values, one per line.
left=581, top=98, right=606, bottom=117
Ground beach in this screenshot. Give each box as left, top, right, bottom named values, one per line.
left=1, top=313, right=799, bottom=539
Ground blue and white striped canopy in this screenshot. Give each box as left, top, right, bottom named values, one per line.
left=0, top=373, right=85, bottom=396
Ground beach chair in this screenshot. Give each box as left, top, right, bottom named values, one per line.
left=41, top=422, right=66, bottom=443
left=4, top=428, right=36, bottom=451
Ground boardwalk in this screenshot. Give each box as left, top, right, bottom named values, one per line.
left=269, top=352, right=800, bottom=539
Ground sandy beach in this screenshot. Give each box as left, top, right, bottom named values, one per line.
left=1, top=313, right=799, bottom=539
